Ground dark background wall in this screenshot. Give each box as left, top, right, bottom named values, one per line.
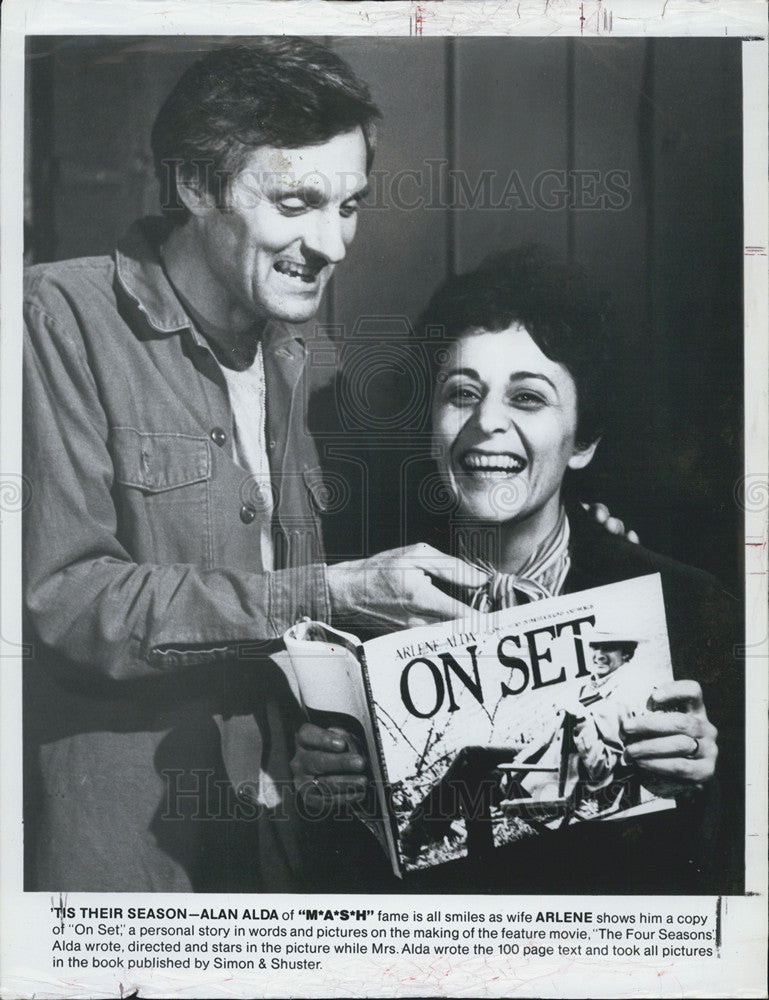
left=25, top=36, right=744, bottom=592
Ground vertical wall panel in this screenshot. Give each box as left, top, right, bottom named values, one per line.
left=453, top=38, right=570, bottom=272
left=331, top=38, right=448, bottom=331
left=570, top=41, right=653, bottom=515
left=48, top=38, right=206, bottom=260
left=572, top=41, right=648, bottom=282
left=647, top=38, right=743, bottom=580
left=319, top=39, right=449, bottom=556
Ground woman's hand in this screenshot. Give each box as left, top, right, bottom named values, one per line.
left=291, top=723, right=368, bottom=806
left=620, top=681, right=718, bottom=796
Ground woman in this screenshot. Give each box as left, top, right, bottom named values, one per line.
left=295, top=246, right=741, bottom=894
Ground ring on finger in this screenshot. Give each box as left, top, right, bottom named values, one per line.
left=686, top=737, right=700, bottom=759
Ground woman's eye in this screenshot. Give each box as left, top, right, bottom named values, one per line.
left=446, top=386, right=481, bottom=406
left=511, top=391, right=546, bottom=408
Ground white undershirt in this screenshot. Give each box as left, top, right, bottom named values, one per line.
left=217, top=342, right=274, bottom=570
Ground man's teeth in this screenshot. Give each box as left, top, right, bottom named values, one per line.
left=274, top=261, right=319, bottom=282
left=462, top=453, right=525, bottom=473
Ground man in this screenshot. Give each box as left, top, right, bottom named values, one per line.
left=23, top=39, right=490, bottom=893
left=23, top=39, right=629, bottom=892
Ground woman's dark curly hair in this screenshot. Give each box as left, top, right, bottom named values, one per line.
left=418, top=244, right=611, bottom=448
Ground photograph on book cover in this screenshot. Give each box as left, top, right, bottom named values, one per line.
left=0, top=1, right=766, bottom=998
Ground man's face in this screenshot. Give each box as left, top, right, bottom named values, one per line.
left=193, top=128, right=368, bottom=327
left=590, top=646, right=628, bottom=677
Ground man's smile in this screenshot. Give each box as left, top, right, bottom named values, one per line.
left=273, top=259, right=325, bottom=283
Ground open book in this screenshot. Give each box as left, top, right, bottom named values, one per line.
left=284, top=573, right=675, bottom=877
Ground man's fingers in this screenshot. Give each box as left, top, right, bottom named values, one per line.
left=581, top=502, right=640, bottom=542
left=582, top=501, right=609, bottom=524
left=623, top=734, right=701, bottom=761
left=648, top=680, right=704, bottom=711
left=404, top=545, right=489, bottom=589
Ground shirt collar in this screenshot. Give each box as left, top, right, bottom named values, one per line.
left=114, top=216, right=306, bottom=355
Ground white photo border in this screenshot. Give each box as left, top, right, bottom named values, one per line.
left=1, top=3, right=767, bottom=998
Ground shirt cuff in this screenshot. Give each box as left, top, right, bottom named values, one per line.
left=268, top=562, right=331, bottom=634
left=144, top=564, right=331, bottom=668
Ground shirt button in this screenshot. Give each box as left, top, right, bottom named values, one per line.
left=239, top=504, right=257, bottom=525
left=210, top=427, right=227, bottom=447
left=269, top=440, right=276, bottom=449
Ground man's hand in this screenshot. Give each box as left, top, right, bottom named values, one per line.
left=291, top=724, right=368, bottom=805
left=582, top=502, right=640, bottom=544
left=621, top=681, right=718, bottom=796
left=327, top=544, right=489, bottom=629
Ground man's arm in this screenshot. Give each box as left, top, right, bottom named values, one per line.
left=24, top=302, right=486, bottom=681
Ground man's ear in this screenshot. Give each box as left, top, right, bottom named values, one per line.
left=175, top=168, right=213, bottom=218
left=567, top=437, right=600, bottom=471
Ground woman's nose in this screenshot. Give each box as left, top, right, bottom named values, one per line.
left=475, top=394, right=512, bottom=435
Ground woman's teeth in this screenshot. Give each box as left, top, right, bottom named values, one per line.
left=461, top=453, right=526, bottom=474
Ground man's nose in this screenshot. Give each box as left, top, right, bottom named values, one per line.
left=302, top=208, right=348, bottom=265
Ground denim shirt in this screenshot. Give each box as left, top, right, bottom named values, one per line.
left=23, top=218, right=334, bottom=891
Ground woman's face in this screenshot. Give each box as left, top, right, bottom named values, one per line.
left=431, top=324, right=597, bottom=527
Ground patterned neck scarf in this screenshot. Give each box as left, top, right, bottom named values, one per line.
left=467, top=509, right=571, bottom=612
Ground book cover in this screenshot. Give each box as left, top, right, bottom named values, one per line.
left=287, top=574, right=674, bottom=875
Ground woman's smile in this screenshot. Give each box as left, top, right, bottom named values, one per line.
left=459, top=449, right=527, bottom=476
left=432, top=324, right=597, bottom=537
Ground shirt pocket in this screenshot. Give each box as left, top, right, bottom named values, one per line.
left=110, top=427, right=213, bottom=566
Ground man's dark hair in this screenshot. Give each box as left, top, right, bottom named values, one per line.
left=418, top=244, right=611, bottom=448
left=151, top=39, right=380, bottom=224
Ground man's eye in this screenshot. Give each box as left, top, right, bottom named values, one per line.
left=339, top=202, right=359, bottom=219
left=277, top=199, right=307, bottom=215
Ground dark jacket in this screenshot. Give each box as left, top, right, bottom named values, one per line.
left=314, top=503, right=743, bottom=895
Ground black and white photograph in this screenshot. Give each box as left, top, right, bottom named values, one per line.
left=1, top=2, right=767, bottom=997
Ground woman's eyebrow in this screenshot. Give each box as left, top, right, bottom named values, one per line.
left=442, top=367, right=481, bottom=380
left=508, top=371, right=558, bottom=393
